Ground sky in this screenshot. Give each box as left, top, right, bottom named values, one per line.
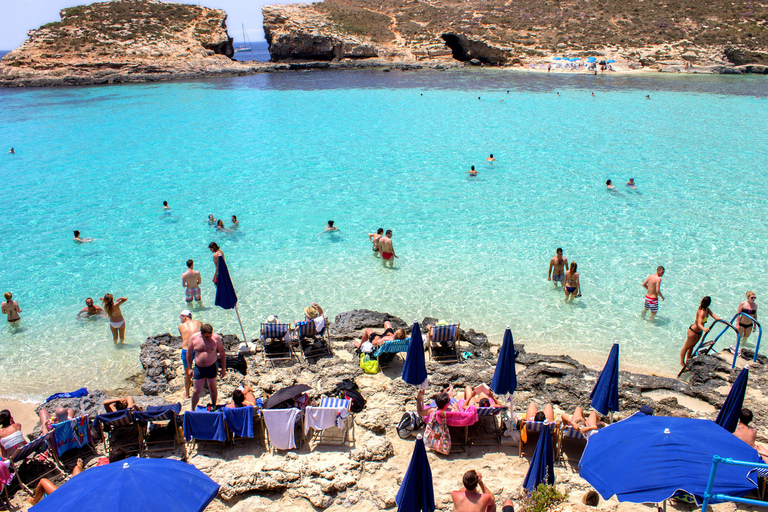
left=0, top=0, right=308, bottom=50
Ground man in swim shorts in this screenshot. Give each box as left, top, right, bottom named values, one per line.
left=547, top=248, right=568, bottom=287
left=187, top=323, right=226, bottom=410
left=379, top=230, right=398, bottom=268
left=182, top=259, right=202, bottom=305
left=641, top=266, right=665, bottom=321
left=178, top=309, right=202, bottom=399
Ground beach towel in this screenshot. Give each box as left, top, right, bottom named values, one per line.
left=182, top=411, right=227, bottom=442
left=133, top=403, right=182, bottom=422
left=0, top=459, right=12, bottom=488
left=44, top=387, right=88, bottom=403
left=442, top=408, right=479, bottom=427
left=304, top=406, right=346, bottom=435
left=52, top=416, right=91, bottom=456
left=224, top=406, right=254, bottom=439
left=262, top=408, right=300, bottom=450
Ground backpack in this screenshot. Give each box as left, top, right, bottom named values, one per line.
left=397, top=411, right=425, bottom=439
left=333, top=379, right=366, bottom=413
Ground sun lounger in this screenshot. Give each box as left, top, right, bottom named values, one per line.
left=296, top=320, right=333, bottom=363
left=428, top=323, right=461, bottom=364
left=50, top=415, right=96, bottom=469
left=373, top=337, right=411, bottom=367
left=261, top=322, right=297, bottom=366
left=94, top=409, right=142, bottom=457
left=182, top=410, right=227, bottom=454
left=7, top=431, right=62, bottom=494
left=224, top=406, right=265, bottom=448
left=304, top=398, right=353, bottom=447
left=467, top=406, right=506, bottom=446
left=517, top=419, right=559, bottom=458
left=557, top=421, right=587, bottom=463
left=262, top=408, right=303, bottom=452
left=134, top=403, right=182, bottom=456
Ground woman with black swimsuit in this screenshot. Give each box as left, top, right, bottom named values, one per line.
left=736, top=291, right=758, bottom=345
left=680, top=296, right=720, bottom=368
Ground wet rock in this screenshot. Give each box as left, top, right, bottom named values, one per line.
left=333, top=310, right=408, bottom=337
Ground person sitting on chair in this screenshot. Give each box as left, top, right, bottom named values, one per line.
left=103, top=396, right=142, bottom=413
left=734, top=408, right=768, bottom=462
left=416, top=386, right=468, bottom=418
left=0, top=410, right=27, bottom=459
left=226, top=384, right=257, bottom=408
left=39, top=407, right=76, bottom=435
left=464, top=385, right=504, bottom=408
left=525, top=402, right=555, bottom=423
left=356, top=321, right=407, bottom=348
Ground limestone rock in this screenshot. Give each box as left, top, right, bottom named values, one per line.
left=354, top=408, right=389, bottom=435
left=351, top=438, right=394, bottom=462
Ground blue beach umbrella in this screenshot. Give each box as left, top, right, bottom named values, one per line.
left=402, top=321, right=428, bottom=387
left=606, top=59, right=615, bottom=63
left=523, top=423, right=555, bottom=492
left=214, top=256, right=248, bottom=345
left=31, top=457, right=220, bottom=512
left=490, top=327, right=517, bottom=396
left=579, top=414, right=763, bottom=504
left=715, top=366, right=749, bottom=433
left=590, top=343, right=619, bottom=418
left=587, top=57, right=597, bottom=63
left=395, top=436, right=435, bottom=512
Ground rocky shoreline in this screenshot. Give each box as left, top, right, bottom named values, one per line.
left=8, top=309, right=768, bottom=511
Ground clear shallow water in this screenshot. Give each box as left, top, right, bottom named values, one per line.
left=0, top=69, right=767, bottom=400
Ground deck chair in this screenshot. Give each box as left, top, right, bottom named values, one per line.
left=182, top=410, right=227, bottom=454
left=261, top=322, right=297, bottom=365
left=468, top=406, right=506, bottom=446
left=428, top=323, right=461, bottom=364
left=224, top=406, right=265, bottom=448
left=6, top=431, right=62, bottom=494
left=517, top=420, right=559, bottom=458
left=557, top=421, right=587, bottom=463
left=296, top=320, right=333, bottom=362
left=50, top=415, right=96, bottom=470
left=94, top=409, right=141, bottom=457
left=262, top=408, right=303, bottom=452
left=374, top=337, right=411, bottom=367
left=304, top=398, right=353, bottom=448
left=134, top=403, right=182, bottom=456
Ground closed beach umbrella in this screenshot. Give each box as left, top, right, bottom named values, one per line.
left=402, top=321, right=428, bottom=387
left=579, top=414, right=763, bottom=504
left=523, top=423, right=555, bottom=492
left=31, top=457, right=219, bottom=512
left=590, top=343, right=619, bottom=417
left=395, top=435, right=435, bottom=512
left=490, top=327, right=517, bottom=396
left=214, top=256, right=247, bottom=346
left=715, top=366, right=749, bottom=433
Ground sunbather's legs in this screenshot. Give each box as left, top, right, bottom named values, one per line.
left=526, top=402, right=539, bottom=420
left=543, top=404, right=555, bottom=422
left=28, top=478, right=58, bottom=505
left=586, top=410, right=599, bottom=427
left=38, top=409, right=51, bottom=434
left=562, top=406, right=586, bottom=426
left=72, top=458, right=84, bottom=476
left=383, top=321, right=392, bottom=330
left=464, top=386, right=475, bottom=405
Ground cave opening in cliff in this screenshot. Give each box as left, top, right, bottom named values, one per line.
left=441, top=34, right=470, bottom=61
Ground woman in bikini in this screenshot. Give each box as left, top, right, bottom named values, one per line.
left=680, top=296, right=720, bottom=368
left=100, top=293, right=127, bottom=344
left=561, top=406, right=605, bottom=436
left=736, top=291, right=758, bottom=346
left=0, top=410, right=27, bottom=459
left=209, top=242, right=225, bottom=284
left=2, top=292, right=21, bottom=324
left=564, top=262, right=580, bottom=303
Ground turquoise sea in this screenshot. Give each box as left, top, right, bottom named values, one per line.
left=0, top=69, right=767, bottom=400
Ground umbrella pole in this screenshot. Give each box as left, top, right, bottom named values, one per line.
left=610, top=411, right=614, bottom=424
left=234, top=305, right=248, bottom=347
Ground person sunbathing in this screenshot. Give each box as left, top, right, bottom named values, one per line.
left=356, top=321, right=406, bottom=348
left=416, top=386, right=470, bottom=418
left=561, top=406, right=606, bottom=435
left=0, top=410, right=27, bottom=459
left=226, top=384, right=257, bottom=408
left=103, top=396, right=142, bottom=413
left=525, top=402, right=555, bottom=423
left=464, top=384, right=503, bottom=408
left=39, top=407, right=76, bottom=435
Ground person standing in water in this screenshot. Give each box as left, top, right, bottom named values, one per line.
left=369, top=228, right=384, bottom=255
left=231, top=215, right=239, bottom=230
left=641, top=266, right=665, bottom=321
left=606, top=180, right=615, bottom=190
left=2, top=292, right=22, bottom=324
left=680, top=296, right=720, bottom=368
left=209, top=242, right=224, bottom=284
left=468, top=166, right=478, bottom=177
left=547, top=248, right=568, bottom=287
left=379, top=230, right=398, bottom=268
left=100, top=293, right=127, bottom=344
left=735, top=291, right=758, bottom=346
left=486, top=154, right=495, bottom=163
left=8, top=148, right=14, bottom=154
left=163, top=201, right=171, bottom=211
left=564, top=262, right=581, bottom=302
left=207, top=214, right=217, bottom=226
left=182, top=259, right=202, bottom=305
left=319, top=220, right=339, bottom=235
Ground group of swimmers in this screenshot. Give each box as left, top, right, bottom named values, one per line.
left=468, top=154, right=495, bottom=177
left=606, top=178, right=636, bottom=190
left=208, top=213, right=239, bottom=233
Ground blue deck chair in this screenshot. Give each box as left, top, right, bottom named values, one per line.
left=261, top=322, right=296, bottom=366
left=50, top=415, right=96, bottom=469
left=182, top=410, right=227, bottom=454
left=518, top=419, right=559, bottom=458
left=374, top=337, right=411, bottom=367
left=134, top=403, right=182, bottom=456
left=304, top=398, right=353, bottom=447
left=224, top=406, right=265, bottom=448
left=94, top=409, right=141, bottom=457
left=296, top=319, right=333, bottom=362
left=7, top=431, right=62, bottom=494
left=427, top=323, right=461, bottom=364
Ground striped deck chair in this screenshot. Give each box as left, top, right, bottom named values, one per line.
left=182, top=409, right=227, bottom=454
left=296, top=319, right=333, bottom=362
left=557, top=421, right=587, bottom=463
left=373, top=337, right=411, bottom=367
left=7, top=431, right=62, bottom=494
left=50, top=415, right=96, bottom=470
left=468, top=406, right=506, bottom=446
left=134, top=403, right=182, bottom=456
left=94, top=409, right=141, bottom=457
left=261, top=322, right=296, bottom=366
left=517, top=420, right=559, bottom=458
left=427, top=323, right=461, bottom=364
left=304, top=398, right=353, bottom=447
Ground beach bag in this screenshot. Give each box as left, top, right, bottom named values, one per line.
left=397, top=411, right=425, bottom=439
left=424, top=411, right=451, bottom=455
left=359, top=354, right=379, bottom=374
left=333, top=379, right=366, bottom=413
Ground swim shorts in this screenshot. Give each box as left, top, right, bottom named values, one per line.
left=194, top=362, right=218, bottom=380
left=181, top=349, right=195, bottom=369
left=502, top=506, right=515, bottom=512
left=382, top=252, right=393, bottom=260
left=644, top=296, right=659, bottom=312
left=185, top=287, right=201, bottom=302
left=552, top=274, right=564, bottom=283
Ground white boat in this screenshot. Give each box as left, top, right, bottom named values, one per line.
left=235, top=24, right=252, bottom=53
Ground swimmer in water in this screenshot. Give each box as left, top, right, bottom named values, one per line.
left=216, top=220, right=231, bottom=233
left=606, top=180, right=615, bottom=190
left=626, top=178, right=637, bottom=189
left=163, top=201, right=171, bottom=211
left=207, top=214, right=217, bottom=226
left=8, top=148, right=14, bottom=154
left=319, top=220, right=339, bottom=235
left=646, top=95, right=650, bottom=99
left=468, top=166, right=478, bottom=177
left=73, top=230, right=94, bottom=243
left=486, top=154, right=495, bottom=163
left=231, top=215, right=239, bottom=229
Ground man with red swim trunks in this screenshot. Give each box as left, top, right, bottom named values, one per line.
left=379, top=229, right=398, bottom=268
left=641, top=266, right=665, bottom=321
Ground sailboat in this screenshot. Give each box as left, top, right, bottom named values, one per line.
left=235, top=24, right=252, bottom=53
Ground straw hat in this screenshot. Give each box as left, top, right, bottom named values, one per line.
left=266, top=315, right=278, bottom=323
left=304, top=305, right=319, bottom=319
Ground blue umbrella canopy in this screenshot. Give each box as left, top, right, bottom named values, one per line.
left=523, top=423, right=555, bottom=491
left=215, top=256, right=238, bottom=310
left=715, top=366, right=749, bottom=433
left=402, top=322, right=428, bottom=387
left=590, top=343, right=619, bottom=416
left=587, top=57, right=597, bottom=62
left=490, top=327, right=517, bottom=395
left=606, top=59, right=616, bottom=63
left=579, top=414, right=763, bottom=504
left=31, top=457, right=219, bottom=512
left=396, top=436, right=435, bottom=512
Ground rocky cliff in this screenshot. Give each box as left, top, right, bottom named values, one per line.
left=0, top=0, right=257, bottom=87
left=263, top=0, right=768, bottom=73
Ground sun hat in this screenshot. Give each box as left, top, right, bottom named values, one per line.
left=180, top=309, right=192, bottom=318
left=304, top=305, right=319, bottom=319
left=266, top=315, right=278, bottom=323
